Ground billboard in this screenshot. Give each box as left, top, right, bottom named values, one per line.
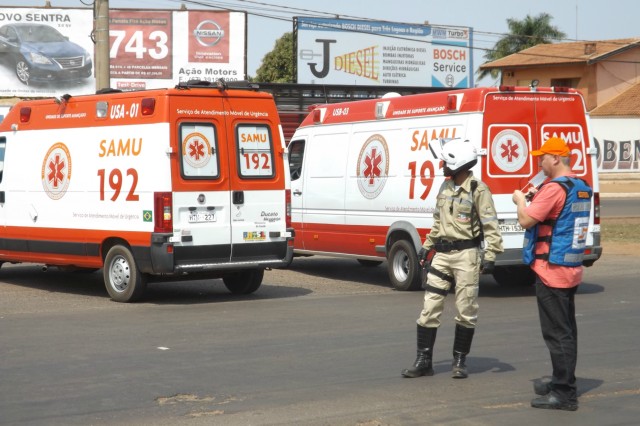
left=295, top=17, right=473, bottom=88
left=109, top=10, right=246, bottom=91
left=0, top=7, right=246, bottom=97
left=0, top=8, right=95, bottom=97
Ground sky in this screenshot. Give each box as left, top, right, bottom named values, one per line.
left=2, top=0, right=639, bottom=86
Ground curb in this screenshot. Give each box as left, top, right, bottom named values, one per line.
left=600, top=192, right=640, bottom=199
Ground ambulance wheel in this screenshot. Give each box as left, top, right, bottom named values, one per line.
left=387, top=239, right=421, bottom=291
left=492, top=266, right=536, bottom=287
left=223, top=269, right=264, bottom=294
left=103, top=245, right=147, bottom=303
left=357, top=259, right=383, bottom=267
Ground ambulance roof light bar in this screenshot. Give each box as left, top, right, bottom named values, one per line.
left=312, top=107, right=326, bottom=124
left=176, top=79, right=259, bottom=91
left=141, top=98, right=156, bottom=115
left=20, top=107, right=31, bottom=123
left=447, top=94, right=458, bottom=112
left=375, top=101, right=391, bottom=119
left=96, top=101, right=108, bottom=118
left=530, top=79, right=539, bottom=92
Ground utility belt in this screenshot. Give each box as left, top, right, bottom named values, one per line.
left=434, top=236, right=482, bottom=253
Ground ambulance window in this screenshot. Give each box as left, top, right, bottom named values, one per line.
left=236, top=124, right=275, bottom=178
left=179, top=123, right=220, bottom=179
left=0, top=136, right=5, bottom=183
left=288, top=140, right=305, bottom=181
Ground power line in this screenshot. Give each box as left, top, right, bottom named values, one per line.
left=166, top=0, right=640, bottom=66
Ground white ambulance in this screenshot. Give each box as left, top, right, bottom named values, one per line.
left=0, top=80, right=293, bottom=302
left=287, top=85, right=601, bottom=290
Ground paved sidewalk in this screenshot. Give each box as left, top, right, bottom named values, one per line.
left=599, top=172, right=640, bottom=198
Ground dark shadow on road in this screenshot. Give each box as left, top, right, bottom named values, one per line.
left=432, top=356, right=516, bottom=375
left=287, top=257, right=392, bottom=288
left=530, top=376, right=604, bottom=397
left=576, top=281, right=604, bottom=295
left=0, top=264, right=107, bottom=297
left=0, top=264, right=313, bottom=305
left=479, top=279, right=604, bottom=298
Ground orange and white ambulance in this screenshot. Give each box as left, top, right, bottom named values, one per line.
left=287, top=85, right=601, bottom=290
left=0, top=80, right=293, bottom=302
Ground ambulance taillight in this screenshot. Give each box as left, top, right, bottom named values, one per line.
left=20, top=107, right=31, bottom=123
left=154, top=192, right=173, bottom=233
left=285, top=189, right=292, bottom=228
left=141, top=98, right=156, bottom=116
left=593, top=192, right=600, bottom=225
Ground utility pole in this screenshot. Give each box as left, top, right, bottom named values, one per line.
left=94, top=0, right=110, bottom=91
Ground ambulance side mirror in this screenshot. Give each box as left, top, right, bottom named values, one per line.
left=0, top=191, right=4, bottom=204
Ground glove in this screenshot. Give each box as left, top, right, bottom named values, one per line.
left=418, top=247, right=428, bottom=262
left=481, top=260, right=495, bottom=274
left=418, top=247, right=436, bottom=268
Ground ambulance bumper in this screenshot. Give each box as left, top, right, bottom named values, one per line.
left=140, top=232, right=294, bottom=275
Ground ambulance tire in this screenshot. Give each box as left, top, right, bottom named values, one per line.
left=357, top=259, right=383, bottom=267
left=387, top=239, right=421, bottom=291
left=223, top=269, right=264, bottom=294
left=103, top=245, right=147, bottom=303
left=492, top=266, right=536, bottom=287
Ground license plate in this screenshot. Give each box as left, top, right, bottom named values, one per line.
left=499, top=220, right=524, bottom=233
left=188, top=212, right=216, bottom=223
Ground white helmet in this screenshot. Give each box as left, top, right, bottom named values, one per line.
left=429, top=138, right=478, bottom=177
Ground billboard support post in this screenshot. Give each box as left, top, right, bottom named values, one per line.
left=94, top=0, right=110, bottom=91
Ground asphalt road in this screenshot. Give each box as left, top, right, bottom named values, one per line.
left=600, top=197, right=639, bottom=218
left=1, top=248, right=639, bottom=426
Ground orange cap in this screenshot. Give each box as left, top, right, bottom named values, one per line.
left=531, top=137, right=570, bottom=157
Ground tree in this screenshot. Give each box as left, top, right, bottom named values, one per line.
left=253, top=32, right=294, bottom=83
left=478, top=13, right=566, bottom=81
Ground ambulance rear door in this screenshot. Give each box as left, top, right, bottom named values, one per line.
left=482, top=88, right=594, bottom=258
left=173, top=95, right=234, bottom=264
left=482, top=90, right=540, bottom=257
left=222, top=94, right=289, bottom=264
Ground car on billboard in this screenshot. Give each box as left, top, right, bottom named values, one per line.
left=0, top=23, right=92, bottom=85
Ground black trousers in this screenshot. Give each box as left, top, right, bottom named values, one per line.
left=535, top=280, right=578, bottom=402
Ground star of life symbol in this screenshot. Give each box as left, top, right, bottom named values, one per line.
left=357, top=134, right=389, bottom=200
left=491, top=129, right=528, bottom=173
left=41, top=142, right=72, bottom=200
left=183, top=132, right=211, bottom=168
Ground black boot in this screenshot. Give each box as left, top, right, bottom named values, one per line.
left=402, top=325, right=437, bottom=378
left=452, top=324, right=475, bottom=379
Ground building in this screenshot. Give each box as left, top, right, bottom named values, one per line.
left=479, top=38, right=640, bottom=112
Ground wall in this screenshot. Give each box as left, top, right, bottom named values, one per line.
left=595, top=49, right=640, bottom=107
left=591, top=116, right=640, bottom=172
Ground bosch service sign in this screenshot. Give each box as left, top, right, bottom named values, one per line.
left=295, top=17, right=473, bottom=88
left=357, top=134, right=389, bottom=199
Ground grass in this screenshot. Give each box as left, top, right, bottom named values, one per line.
left=600, top=217, right=640, bottom=243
